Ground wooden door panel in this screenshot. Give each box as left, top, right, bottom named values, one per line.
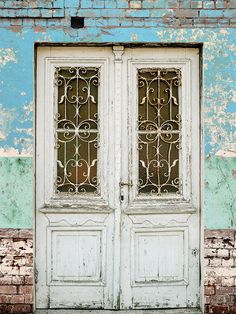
left=120, top=48, right=200, bottom=309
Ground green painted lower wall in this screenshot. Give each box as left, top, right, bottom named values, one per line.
left=0, top=157, right=33, bottom=228
left=205, top=156, right=236, bottom=229
left=0, top=156, right=235, bottom=229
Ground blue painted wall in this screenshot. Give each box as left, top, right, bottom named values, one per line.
left=0, top=6, right=235, bottom=229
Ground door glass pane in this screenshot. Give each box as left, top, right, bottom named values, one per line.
left=138, top=69, right=181, bottom=196
left=54, top=67, right=99, bottom=194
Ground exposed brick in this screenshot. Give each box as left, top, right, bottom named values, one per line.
left=205, top=230, right=236, bottom=314
left=19, top=266, right=33, bottom=276
left=209, top=258, right=222, bottom=267
left=18, top=230, right=32, bottom=239
left=129, top=1, right=142, bottom=9
left=0, top=229, right=33, bottom=311
left=10, top=294, right=25, bottom=304
left=0, top=229, right=18, bottom=239
left=24, top=293, right=33, bottom=304
left=191, top=0, right=203, bottom=8
left=0, top=295, right=11, bottom=303
left=203, top=0, right=216, bottom=9
left=210, top=305, right=231, bottom=313
left=222, top=277, right=235, bottom=286
left=222, top=257, right=234, bottom=266
left=19, top=285, right=33, bottom=295
left=4, top=304, right=32, bottom=313
left=24, top=276, right=33, bottom=285
left=175, top=8, right=199, bottom=17
left=218, top=248, right=230, bottom=258
left=205, top=248, right=218, bottom=257
left=205, top=285, right=216, bottom=295
left=0, top=276, right=12, bottom=285
left=12, top=276, right=25, bottom=285
left=0, top=285, right=17, bottom=295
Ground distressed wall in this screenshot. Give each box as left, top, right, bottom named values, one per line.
left=0, top=11, right=235, bottom=228
left=0, top=0, right=235, bottom=313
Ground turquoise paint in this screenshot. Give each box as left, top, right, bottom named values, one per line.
left=0, top=157, right=33, bottom=228
left=0, top=22, right=235, bottom=229
left=205, top=156, right=236, bottom=229
left=226, top=103, right=236, bottom=113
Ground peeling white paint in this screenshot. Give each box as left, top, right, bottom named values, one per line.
left=220, top=29, right=230, bottom=35
left=0, top=147, right=32, bottom=157
left=131, top=33, right=138, bottom=41
left=215, top=149, right=236, bottom=158
left=0, top=48, right=17, bottom=68
left=0, top=104, right=15, bottom=142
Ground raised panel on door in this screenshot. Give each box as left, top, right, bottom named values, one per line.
left=36, top=47, right=116, bottom=309
left=120, top=48, right=200, bottom=309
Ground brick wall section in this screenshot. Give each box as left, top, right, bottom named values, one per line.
left=205, top=230, right=236, bottom=314
left=0, top=229, right=33, bottom=314
left=0, top=0, right=235, bottom=27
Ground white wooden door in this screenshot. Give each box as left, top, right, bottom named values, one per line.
left=120, top=48, right=200, bottom=309
left=36, top=46, right=200, bottom=310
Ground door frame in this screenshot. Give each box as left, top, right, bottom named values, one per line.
left=34, top=43, right=204, bottom=312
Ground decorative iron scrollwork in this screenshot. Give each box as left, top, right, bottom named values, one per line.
left=54, top=67, right=99, bottom=194
left=138, top=68, right=182, bottom=196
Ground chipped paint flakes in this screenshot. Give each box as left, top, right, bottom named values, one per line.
left=0, top=147, right=31, bottom=157
left=215, top=150, right=236, bottom=158
left=0, top=48, right=17, bottom=67
left=0, top=102, right=32, bottom=157
left=0, top=104, right=16, bottom=141
left=131, top=33, right=138, bottom=41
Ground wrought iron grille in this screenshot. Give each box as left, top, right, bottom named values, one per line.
left=54, top=67, right=99, bottom=194
left=138, top=68, right=182, bottom=196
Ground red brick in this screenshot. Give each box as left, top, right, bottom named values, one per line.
left=18, top=230, right=32, bottom=239
left=5, top=304, right=32, bottom=313
left=205, top=285, right=216, bottom=295
left=12, top=275, right=24, bottom=285
left=0, top=276, right=12, bottom=285
left=24, top=293, right=33, bottom=304
left=0, top=295, right=11, bottom=303
left=24, top=276, right=33, bottom=285
left=0, top=285, right=17, bottom=294
left=0, top=229, right=19, bottom=239
left=19, top=285, right=33, bottom=295
left=10, top=294, right=25, bottom=303
left=210, top=305, right=231, bottom=314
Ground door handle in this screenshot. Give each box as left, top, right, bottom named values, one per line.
left=119, top=181, right=133, bottom=187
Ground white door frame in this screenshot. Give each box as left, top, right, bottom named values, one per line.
left=34, top=45, right=203, bottom=312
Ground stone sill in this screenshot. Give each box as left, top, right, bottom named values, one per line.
left=36, top=309, right=203, bottom=314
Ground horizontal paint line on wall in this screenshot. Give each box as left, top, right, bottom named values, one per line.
left=0, top=148, right=32, bottom=157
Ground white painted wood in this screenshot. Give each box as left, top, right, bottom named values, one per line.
left=36, top=47, right=200, bottom=310
left=112, top=46, right=124, bottom=309
left=36, top=47, right=115, bottom=309
left=120, top=48, right=200, bottom=309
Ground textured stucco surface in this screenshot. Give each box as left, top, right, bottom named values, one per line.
left=0, top=158, right=32, bottom=228
left=0, top=25, right=235, bottom=229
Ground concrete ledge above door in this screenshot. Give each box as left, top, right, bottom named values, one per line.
left=36, top=309, right=203, bottom=314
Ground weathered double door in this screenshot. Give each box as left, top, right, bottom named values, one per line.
left=36, top=46, right=200, bottom=310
